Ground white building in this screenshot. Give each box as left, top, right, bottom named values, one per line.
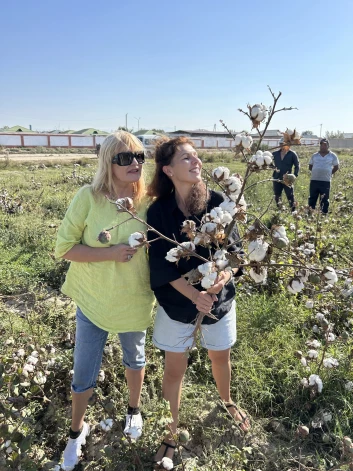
left=168, top=129, right=236, bottom=148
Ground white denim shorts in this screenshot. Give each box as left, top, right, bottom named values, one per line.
left=153, top=301, right=236, bottom=352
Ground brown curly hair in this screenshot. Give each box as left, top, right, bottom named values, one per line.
left=147, top=136, right=209, bottom=215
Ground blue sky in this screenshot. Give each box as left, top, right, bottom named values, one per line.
left=1, top=0, right=353, bottom=135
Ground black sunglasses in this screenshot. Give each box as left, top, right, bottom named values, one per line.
left=112, top=151, right=145, bottom=166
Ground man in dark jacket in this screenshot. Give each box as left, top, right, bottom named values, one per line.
left=272, top=139, right=300, bottom=211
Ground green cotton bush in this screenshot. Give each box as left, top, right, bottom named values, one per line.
left=0, top=154, right=353, bottom=470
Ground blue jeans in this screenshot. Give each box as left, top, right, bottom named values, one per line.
left=72, top=307, right=146, bottom=393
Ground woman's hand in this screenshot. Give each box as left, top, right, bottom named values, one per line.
left=194, top=291, right=217, bottom=314
left=207, top=270, right=232, bottom=295
left=109, top=244, right=137, bottom=263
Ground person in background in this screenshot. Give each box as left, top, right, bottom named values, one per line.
left=272, top=138, right=300, bottom=211
left=55, top=131, right=154, bottom=471
left=308, top=138, right=339, bottom=214
left=95, top=143, right=101, bottom=157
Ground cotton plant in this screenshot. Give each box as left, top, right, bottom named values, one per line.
left=95, top=87, right=350, bottom=351
left=295, top=299, right=352, bottom=399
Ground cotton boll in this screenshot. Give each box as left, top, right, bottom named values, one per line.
left=256, top=110, right=265, bottom=121
left=197, top=262, right=214, bottom=276
left=323, top=357, right=339, bottom=368
left=220, top=211, right=233, bottom=225
left=272, top=225, right=287, bottom=238
left=248, top=239, right=269, bottom=262
left=213, top=249, right=227, bottom=261
left=220, top=200, right=237, bottom=216
left=306, top=339, right=321, bottom=348
left=210, top=207, right=224, bottom=224
left=250, top=106, right=261, bottom=118
left=212, top=166, right=230, bottom=182
left=213, top=250, right=229, bottom=269
left=323, top=267, right=338, bottom=285
left=165, top=248, right=180, bottom=262
left=201, top=272, right=217, bottom=289
left=241, top=135, right=253, bottom=149
left=309, top=374, right=323, bottom=393
left=180, top=242, right=195, bottom=252
left=237, top=195, right=247, bottom=207
left=249, top=267, right=267, bottom=283
left=98, top=370, right=105, bottom=382
left=287, top=278, right=305, bottom=294
left=307, top=350, right=319, bottom=359
left=201, top=222, right=217, bottom=234
left=215, top=259, right=229, bottom=270
left=255, top=155, right=265, bottom=167
left=160, top=457, right=174, bottom=470
left=234, top=134, right=243, bottom=146
left=224, top=176, right=242, bottom=193
left=128, top=231, right=147, bottom=248
left=263, top=154, right=273, bottom=165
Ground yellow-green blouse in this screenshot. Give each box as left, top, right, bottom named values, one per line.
left=55, top=186, right=155, bottom=333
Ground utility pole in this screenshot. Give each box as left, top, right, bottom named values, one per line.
left=134, top=117, right=141, bottom=131
left=320, top=124, right=322, bottom=138
left=125, top=113, right=128, bottom=130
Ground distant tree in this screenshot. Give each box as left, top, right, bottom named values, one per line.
left=302, top=130, right=313, bottom=136
left=151, top=128, right=165, bottom=134
left=116, top=126, right=134, bottom=133
left=135, top=128, right=149, bottom=134
left=325, top=130, right=344, bottom=139
left=134, top=128, right=166, bottom=135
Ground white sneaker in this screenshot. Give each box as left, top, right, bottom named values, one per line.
left=123, top=412, right=143, bottom=440
left=61, top=422, right=90, bottom=471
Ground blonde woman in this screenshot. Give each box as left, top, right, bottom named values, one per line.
left=55, top=131, right=155, bottom=471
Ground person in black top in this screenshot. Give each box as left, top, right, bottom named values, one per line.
left=272, top=139, right=300, bottom=211
left=147, top=137, right=250, bottom=465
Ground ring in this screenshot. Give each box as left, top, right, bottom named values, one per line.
left=127, top=255, right=132, bottom=261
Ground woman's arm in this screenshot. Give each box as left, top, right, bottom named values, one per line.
left=62, top=244, right=137, bottom=263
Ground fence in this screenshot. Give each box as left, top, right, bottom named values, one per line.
left=0, top=133, right=107, bottom=149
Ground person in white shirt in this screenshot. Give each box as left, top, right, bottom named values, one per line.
left=308, top=138, right=339, bottom=214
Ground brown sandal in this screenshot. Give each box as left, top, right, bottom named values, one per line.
left=153, top=441, right=176, bottom=469
left=224, top=402, right=251, bottom=433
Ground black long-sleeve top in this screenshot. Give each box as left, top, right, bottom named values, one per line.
left=272, top=149, right=300, bottom=179
left=147, top=190, right=242, bottom=325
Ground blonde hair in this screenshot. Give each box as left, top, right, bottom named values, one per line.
left=91, top=131, right=146, bottom=206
